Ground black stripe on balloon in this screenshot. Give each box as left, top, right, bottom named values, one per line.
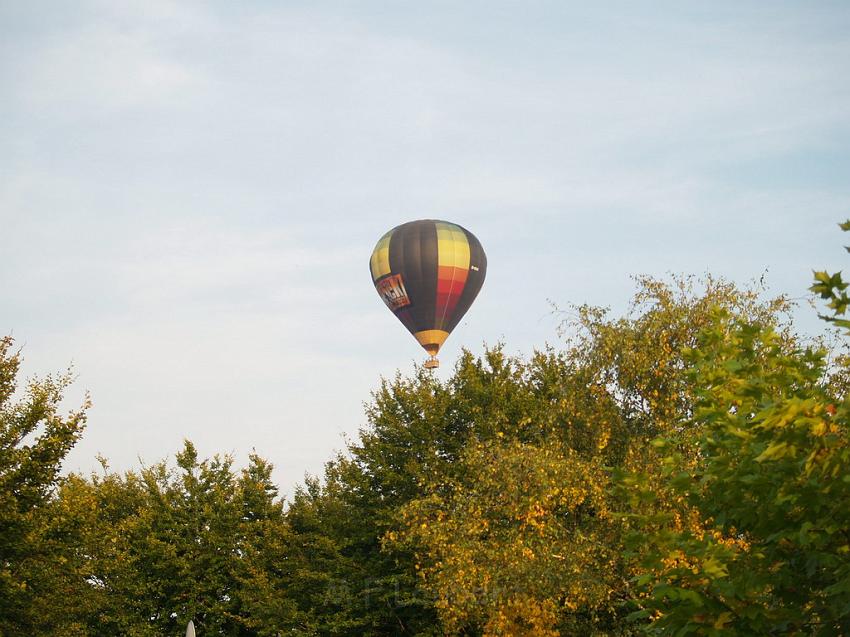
left=387, top=220, right=439, bottom=336
left=417, top=221, right=439, bottom=333
left=393, top=226, right=417, bottom=334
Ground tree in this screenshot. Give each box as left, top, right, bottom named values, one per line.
left=0, top=336, right=90, bottom=635
left=811, top=220, right=850, bottom=331
left=22, top=441, right=291, bottom=636
left=3, top=265, right=830, bottom=635
left=397, top=437, right=613, bottom=636
left=622, top=225, right=850, bottom=635
left=291, top=276, right=791, bottom=635
left=622, top=311, right=850, bottom=635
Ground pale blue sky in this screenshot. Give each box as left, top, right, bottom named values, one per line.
left=2, top=1, right=849, bottom=493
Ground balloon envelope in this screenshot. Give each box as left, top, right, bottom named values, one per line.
left=369, top=219, right=487, bottom=364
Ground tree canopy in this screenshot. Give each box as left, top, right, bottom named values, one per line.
left=3, top=226, right=850, bottom=635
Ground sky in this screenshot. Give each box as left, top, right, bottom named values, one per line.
left=2, top=1, right=850, bottom=495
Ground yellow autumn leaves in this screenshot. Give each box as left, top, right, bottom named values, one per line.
left=394, top=438, right=616, bottom=636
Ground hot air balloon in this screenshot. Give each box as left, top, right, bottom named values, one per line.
left=369, top=219, right=487, bottom=368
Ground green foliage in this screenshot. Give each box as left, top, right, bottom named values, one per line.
left=0, top=336, right=90, bottom=635
left=622, top=312, right=850, bottom=635
left=2, top=436, right=292, bottom=636
left=370, top=275, right=789, bottom=635
left=67, top=443, right=291, bottom=636
left=6, top=257, right=850, bottom=636
left=811, top=220, right=850, bottom=331
left=620, top=226, right=850, bottom=635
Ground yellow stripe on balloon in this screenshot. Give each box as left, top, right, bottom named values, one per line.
left=413, top=329, right=450, bottom=354
left=435, top=222, right=470, bottom=269
left=370, top=231, right=392, bottom=280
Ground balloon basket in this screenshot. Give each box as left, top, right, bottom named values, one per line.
left=424, top=357, right=440, bottom=370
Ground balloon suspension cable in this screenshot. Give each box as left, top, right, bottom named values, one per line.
left=424, top=355, right=440, bottom=370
